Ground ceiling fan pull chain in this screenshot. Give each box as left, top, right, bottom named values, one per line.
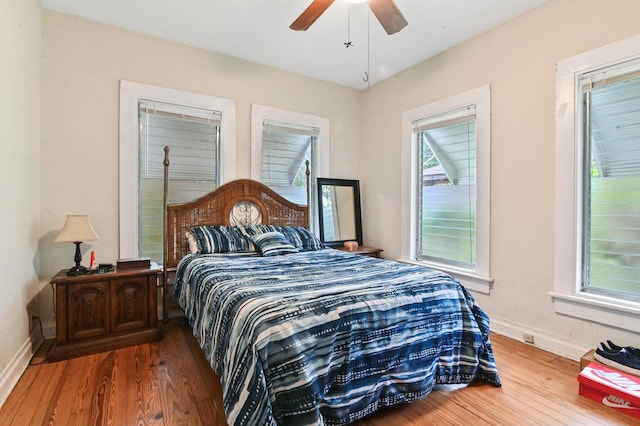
left=344, top=5, right=354, bottom=48
left=364, top=10, right=370, bottom=88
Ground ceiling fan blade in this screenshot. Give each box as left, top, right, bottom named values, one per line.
left=368, top=0, right=408, bottom=35
left=290, top=0, right=335, bottom=31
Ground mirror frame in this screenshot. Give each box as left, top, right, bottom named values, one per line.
left=317, top=177, right=363, bottom=248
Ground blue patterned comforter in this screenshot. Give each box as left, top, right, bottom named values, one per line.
left=174, top=248, right=501, bottom=426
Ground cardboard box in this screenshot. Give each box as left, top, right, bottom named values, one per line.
left=578, top=362, right=640, bottom=419
left=581, top=349, right=596, bottom=371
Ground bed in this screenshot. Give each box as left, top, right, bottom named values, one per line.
left=162, top=154, right=500, bottom=425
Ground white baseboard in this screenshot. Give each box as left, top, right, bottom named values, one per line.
left=0, top=328, right=41, bottom=409
left=490, top=318, right=590, bottom=361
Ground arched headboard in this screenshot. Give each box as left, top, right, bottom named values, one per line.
left=165, top=179, right=309, bottom=268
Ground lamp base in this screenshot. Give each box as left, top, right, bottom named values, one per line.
left=66, top=241, right=90, bottom=276
left=66, top=265, right=90, bottom=276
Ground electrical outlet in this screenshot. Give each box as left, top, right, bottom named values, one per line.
left=29, top=315, right=40, bottom=332
left=523, top=333, right=535, bottom=344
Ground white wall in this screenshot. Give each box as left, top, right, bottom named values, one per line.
left=38, top=10, right=362, bottom=329
left=362, top=0, right=640, bottom=357
left=0, top=0, right=42, bottom=406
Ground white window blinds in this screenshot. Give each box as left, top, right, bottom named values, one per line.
left=414, top=105, right=477, bottom=268
left=580, top=59, right=640, bottom=299
left=139, top=100, right=221, bottom=181
left=261, top=119, right=318, bottom=204
left=138, top=100, right=222, bottom=261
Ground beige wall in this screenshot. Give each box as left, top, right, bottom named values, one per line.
left=0, top=0, right=41, bottom=401
left=362, top=0, right=640, bottom=353
left=38, top=11, right=362, bottom=327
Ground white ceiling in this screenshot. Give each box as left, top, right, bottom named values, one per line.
left=40, top=0, right=548, bottom=89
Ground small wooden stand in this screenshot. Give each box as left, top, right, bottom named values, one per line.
left=48, top=268, right=162, bottom=361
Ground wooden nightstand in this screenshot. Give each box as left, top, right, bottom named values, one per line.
left=336, top=245, right=383, bottom=258
left=48, top=268, right=162, bottom=361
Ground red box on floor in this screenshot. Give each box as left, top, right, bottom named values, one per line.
left=578, top=362, right=640, bottom=419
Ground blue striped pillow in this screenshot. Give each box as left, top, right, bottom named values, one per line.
left=242, top=225, right=324, bottom=251
left=251, top=231, right=299, bottom=257
left=190, top=226, right=253, bottom=254
left=286, top=226, right=325, bottom=251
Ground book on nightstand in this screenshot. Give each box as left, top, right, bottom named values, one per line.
left=116, top=257, right=151, bottom=270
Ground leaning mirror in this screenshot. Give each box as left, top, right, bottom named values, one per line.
left=317, top=178, right=363, bottom=248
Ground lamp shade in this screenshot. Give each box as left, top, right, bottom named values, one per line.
left=54, top=215, right=99, bottom=243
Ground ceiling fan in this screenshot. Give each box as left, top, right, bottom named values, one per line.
left=290, top=0, right=408, bottom=35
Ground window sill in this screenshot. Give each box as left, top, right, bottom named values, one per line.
left=550, top=291, right=640, bottom=333
left=397, top=258, right=493, bottom=294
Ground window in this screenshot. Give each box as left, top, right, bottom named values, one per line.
left=580, top=61, right=640, bottom=300
left=261, top=119, right=318, bottom=205
left=401, top=86, right=491, bottom=293
left=251, top=105, right=330, bottom=232
left=138, top=100, right=221, bottom=261
left=553, top=34, right=640, bottom=332
left=414, top=105, right=477, bottom=268
left=119, top=81, right=236, bottom=261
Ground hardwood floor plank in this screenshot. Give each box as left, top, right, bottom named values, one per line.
left=66, top=354, right=113, bottom=423
left=0, top=358, right=66, bottom=426
left=149, top=319, right=222, bottom=424
left=86, top=351, right=116, bottom=425
left=2, top=322, right=639, bottom=425
left=113, top=344, right=160, bottom=425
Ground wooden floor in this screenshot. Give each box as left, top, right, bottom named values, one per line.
left=1, top=320, right=637, bottom=426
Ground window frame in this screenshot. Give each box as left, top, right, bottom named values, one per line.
left=401, top=85, right=492, bottom=294
left=552, top=34, right=640, bottom=332
left=119, top=81, right=236, bottom=259
left=251, top=104, right=330, bottom=233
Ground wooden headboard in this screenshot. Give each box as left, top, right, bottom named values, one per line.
left=165, top=178, right=309, bottom=268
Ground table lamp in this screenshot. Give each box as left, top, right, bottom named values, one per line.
left=55, top=215, right=99, bottom=276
